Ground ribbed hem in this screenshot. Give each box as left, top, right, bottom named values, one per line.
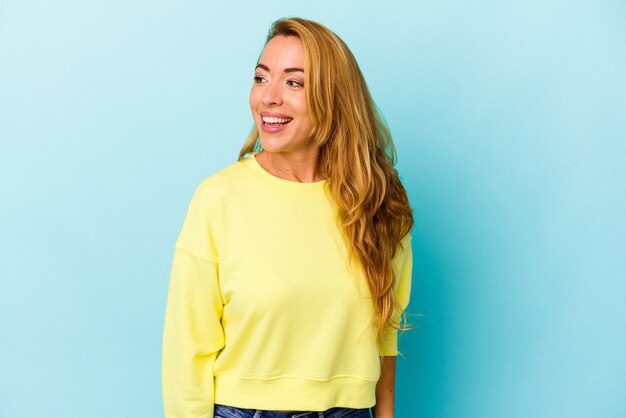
left=238, top=153, right=327, bottom=200
left=214, top=373, right=376, bottom=411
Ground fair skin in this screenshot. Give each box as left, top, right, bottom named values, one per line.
left=249, top=34, right=396, bottom=417
left=249, top=35, right=322, bottom=182
left=374, top=356, right=396, bottom=418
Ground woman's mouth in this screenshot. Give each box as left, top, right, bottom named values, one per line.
left=262, top=115, right=293, bottom=127
left=260, top=115, right=293, bottom=133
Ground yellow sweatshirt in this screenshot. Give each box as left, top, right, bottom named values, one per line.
left=162, top=153, right=412, bottom=417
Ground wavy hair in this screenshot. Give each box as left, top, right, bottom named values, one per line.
left=239, top=17, right=414, bottom=341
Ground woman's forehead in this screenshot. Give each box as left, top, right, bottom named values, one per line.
left=257, top=35, right=305, bottom=71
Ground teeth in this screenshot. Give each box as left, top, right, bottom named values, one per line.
left=262, top=116, right=292, bottom=124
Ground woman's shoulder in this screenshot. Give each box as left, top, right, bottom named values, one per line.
left=194, top=157, right=254, bottom=195
left=178, top=160, right=251, bottom=229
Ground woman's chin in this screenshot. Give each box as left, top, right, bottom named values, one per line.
left=258, top=137, right=286, bottom=153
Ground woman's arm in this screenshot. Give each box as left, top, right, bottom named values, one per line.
left=372, top=356, right=396, bottom=418
left=163, top=185, right=224, bottom=418
left=374, top=235, right=411, bottom=417
left=162, top=248, right=224, bottom=418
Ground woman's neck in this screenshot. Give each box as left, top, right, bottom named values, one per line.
left=254, top=149, right=325, bottom=183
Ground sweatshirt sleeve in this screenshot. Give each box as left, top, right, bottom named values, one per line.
left=379, top=233, right=413, bottom=356
left=162, top=183, right=224, bottom=418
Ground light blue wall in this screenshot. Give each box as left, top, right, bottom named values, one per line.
left=1, top=1, right=624, bottom=417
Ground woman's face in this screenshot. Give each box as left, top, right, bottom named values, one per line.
left=249, top=35, right=316, bottom=156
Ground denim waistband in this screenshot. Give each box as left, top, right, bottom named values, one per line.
left=214, top=403, right=372, bottom=418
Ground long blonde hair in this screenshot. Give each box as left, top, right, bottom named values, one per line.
left=239, top=17, right=414, bottom=341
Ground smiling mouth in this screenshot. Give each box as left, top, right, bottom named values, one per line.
left=262, top=116, right=293, bottom=127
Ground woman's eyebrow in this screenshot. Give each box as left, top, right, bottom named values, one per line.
left=255, top=63, right=304, bottom=73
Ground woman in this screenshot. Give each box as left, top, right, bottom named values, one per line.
left=163, top=17, right=414, bottom=418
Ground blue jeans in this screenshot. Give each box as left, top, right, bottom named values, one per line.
left=214, top=403, right=372, bottom=418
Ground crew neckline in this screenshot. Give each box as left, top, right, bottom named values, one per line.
left=239, top=152, right=327, bottom=200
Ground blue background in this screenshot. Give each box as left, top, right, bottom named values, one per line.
left=1, top=1, right=625, bottom=417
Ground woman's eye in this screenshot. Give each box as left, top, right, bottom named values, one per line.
left=253, top=76, right=266, bottom=83
left=287, top=80, right=304, bottom=88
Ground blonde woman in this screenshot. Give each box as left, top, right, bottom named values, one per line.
left=163, top=17, right=414, bottom=418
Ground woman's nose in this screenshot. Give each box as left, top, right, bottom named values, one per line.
left=262, top=81, right=283, bottom=106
